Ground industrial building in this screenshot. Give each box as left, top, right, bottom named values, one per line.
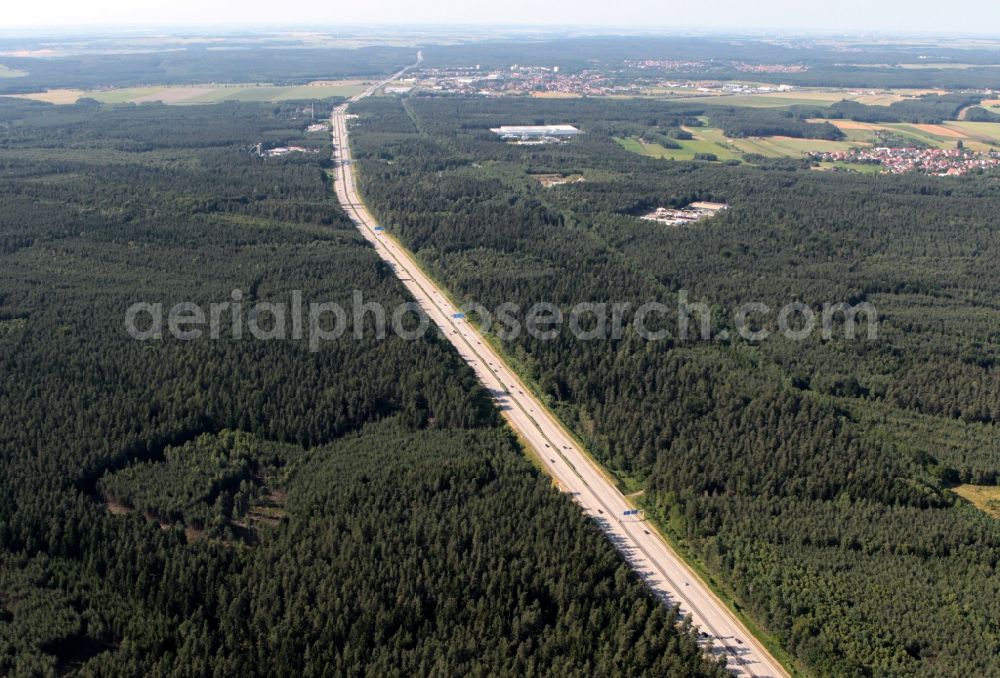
left=640, top=202, right=729, bottom=226
left=490, top=124, right=581, bottom=142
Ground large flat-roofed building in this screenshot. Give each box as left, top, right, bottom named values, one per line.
left=490, top=124, right=581, bottom=141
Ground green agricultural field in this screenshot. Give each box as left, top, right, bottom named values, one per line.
left=688, top=125, right=739, bottom=150
left=614, top=128, right=741, bottom=162
left=727, top=137, right=785, bottom=157
left=816, top=161, right=883, bottom=174
left=887, top=124, right=959, bottom=147
left=874, top=123, right=991, bottom=150
left=946, top=121, right=1000, bottom=145
left=679, top=126, right=743, bottom=160
left=614, top=136, right=648, bottom=154
left=615, top=126, right=857, bottom=161
left=13, top=81, right=369, bottom=105
left=671, top=89, right=919, bottom=108
left=813, top=119, right=990, bottom=150
left=88, top=87, right=170, bottom=104
left=838, top=127, right=882, bottom=143
left=845, top=122, right=1000, bottom=151
left=731, top=136, right=862, bottom=157
left=672, top=94, right=839, bottom=108
left=182, top=83, right=369, bottom=103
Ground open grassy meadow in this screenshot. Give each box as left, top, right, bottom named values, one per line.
left=730, top=135, right=862, bottom=157
left=617, top=119, right=875, bottom=162
left=7, top=89, right=86, bottom=104
left=8, top=81, right=369, bottom=105
left=815, top=119, right=1000, bottom=151
left=946, top=121, right=1000, bottom=145
left=614, top=130, right=741, bottom=161
left=815, top=161, right=883, bottom=173
left=953, top=485, right=1000, bottom=520
left=668, top=88, right=917, bottom=108
left=670, top=93, right=838, bottom=107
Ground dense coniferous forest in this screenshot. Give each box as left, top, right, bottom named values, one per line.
left=0, top=47, right=413, bottom=93
left=420, top=36, right=1000, bottom=88
left=350, top=95, right=1000, bottom=676
left=707, top=108, right=845, bottom=140
left=800, top=93, right=1000, bottom=124
left=0, top=97, right=727, bottom=676
left=5, top=34, right=1000, bottom=97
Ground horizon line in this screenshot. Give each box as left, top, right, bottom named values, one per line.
left=3, top=24, right=1000, bottom=40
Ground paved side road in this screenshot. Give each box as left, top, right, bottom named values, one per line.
left=327, top=62, right=788, bottom=678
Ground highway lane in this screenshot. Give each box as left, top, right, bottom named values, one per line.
left=349, top=52, right=422, bottom=101
left=328, top=66, right=788, bottom=678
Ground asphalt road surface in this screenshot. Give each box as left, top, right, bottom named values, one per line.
left=327, top=59, right=788, bottom=678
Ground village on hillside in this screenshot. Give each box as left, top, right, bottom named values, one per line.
left=811, top=146, right=1000, bottom=176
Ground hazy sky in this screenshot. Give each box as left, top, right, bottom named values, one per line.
left=4, top=0, right=1000, bottom=34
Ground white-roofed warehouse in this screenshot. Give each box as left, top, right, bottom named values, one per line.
left=490, top=124, right=581, bottom=140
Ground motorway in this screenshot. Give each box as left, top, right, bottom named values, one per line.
left=328, top=59, right=788, bottom=678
